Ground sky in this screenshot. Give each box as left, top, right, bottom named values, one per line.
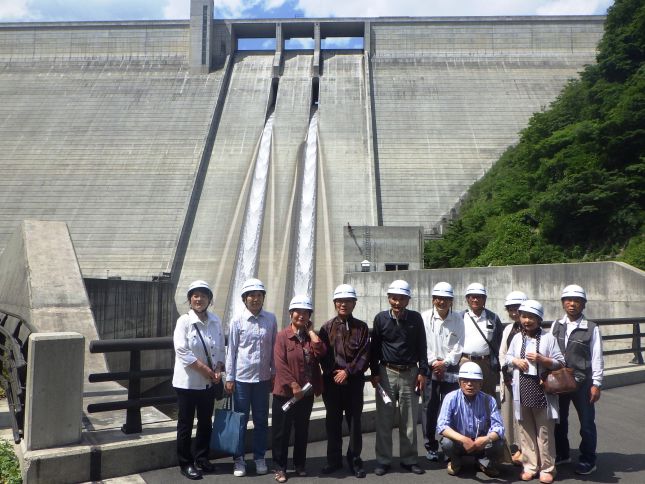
left=0, top=0, right=614, bottom=50
left=0, top=0, right=614, bottom=23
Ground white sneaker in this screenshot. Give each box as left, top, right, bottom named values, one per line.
left=255, top=458, right=268, bottom=475
left=233, top=457, right=246, bottom=477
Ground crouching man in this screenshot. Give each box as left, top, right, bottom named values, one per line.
left=437, top=362, right=505, bottom=477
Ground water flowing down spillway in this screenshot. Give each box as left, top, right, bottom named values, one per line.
left=292, top=110, right=319, bottom=298
left=225, top=113, right=275, bottom=323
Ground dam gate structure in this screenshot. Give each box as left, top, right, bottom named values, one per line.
left=0, top=0, right=605, bottom=325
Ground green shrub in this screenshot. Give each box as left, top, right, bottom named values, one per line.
left=0, top=439, right=21, bottom=484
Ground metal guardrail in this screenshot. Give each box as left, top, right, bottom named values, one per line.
left=88, top=337, right=175, bottom=434
left=87, top=318, right=643, bottom=435
left=0, top=311, right=35, bottom=443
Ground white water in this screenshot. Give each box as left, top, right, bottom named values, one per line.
left=225, top=113, right=275, bottom=323
left=292, top=110, right=319, bottom=298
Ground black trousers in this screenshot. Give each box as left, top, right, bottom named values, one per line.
left=175, top=386, right=216, bottom=467
left=422, top=379, right=459, bottom=451
left=322, top=375, right=365, bottom=465
left=271, top=394, right=314, bottom=471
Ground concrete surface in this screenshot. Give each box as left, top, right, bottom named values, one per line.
left=24, top=332, right=84, bottom=450
left=345, top=261, right=645, bottom=324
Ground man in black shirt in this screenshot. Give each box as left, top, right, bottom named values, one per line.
left=370, top=280, right=429, bottom=476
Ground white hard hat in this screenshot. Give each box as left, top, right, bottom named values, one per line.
left=387, top=280, right=412, bottom=297
left=561, top=284, right=587, bottom=301
left=333, top=284, right=357, bottom=301
left=289, top=294, right=313, bottom=312
left=465, top=283, right=487, bottom=297
left=187, top=280, right=213, bottom=300
left=241, top=278, right=266, bottom=296
left=505, top=290, right=528, bottom=307
left=458, top=361, right=483, bottom=380
left=432, top=282, right=454, bottom=298
left=519, top=299, right=544, bottom=320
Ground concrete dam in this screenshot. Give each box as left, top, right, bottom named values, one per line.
left=0, top=0, right=605, bottom=325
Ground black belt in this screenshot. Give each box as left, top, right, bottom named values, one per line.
left=384, top=362, right=416, bottom=371
left=462, top=353, right=490, bottom=361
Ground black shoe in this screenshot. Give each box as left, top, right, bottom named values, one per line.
left=348, top=456, right=366, bottom=478
left=195, top=459, right=216, bottom=473
left=321, top=463, right=343, bottom=474
left=401, top=463, right=425, bottom=475
left=374, top=464, right=390, bottom=476
left=180, top=464, right=203, bottom=480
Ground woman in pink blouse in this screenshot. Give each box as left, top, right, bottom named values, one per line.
left=271, top=295, right=327, bottom=483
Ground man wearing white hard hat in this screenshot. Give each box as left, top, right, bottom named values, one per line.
left=551, top=285, right=603, bottom=476
left=319, top=284, right=370, bottom=478
left=369, top=280, right=429, bottom=476
left=225, top=278, right=277, bottom=477
left=506, top=299, right=565, bottom=483
left=499, top=290, right=529, bottom=465
left=459, top=283, right=503, bottom=397
left=437, top=361, right=505, bottom=478
left=420, top=282, right=464, bottom=462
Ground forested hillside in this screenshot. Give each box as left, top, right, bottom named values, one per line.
left=425, top=0, right=644, bottom=270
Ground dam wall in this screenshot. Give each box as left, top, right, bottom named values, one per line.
left=0, top=9, right=607, bottom=327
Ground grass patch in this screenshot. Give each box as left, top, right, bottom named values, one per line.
left=0, top=439, right=21, bottom=484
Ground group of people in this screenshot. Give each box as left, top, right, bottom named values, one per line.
left=171, top=277, right=603, bottom=483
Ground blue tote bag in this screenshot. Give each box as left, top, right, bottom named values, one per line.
left=210, top=395, right=245, bottom=456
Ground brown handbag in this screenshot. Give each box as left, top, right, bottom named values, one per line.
left=542, top=367, right=578, bottom=394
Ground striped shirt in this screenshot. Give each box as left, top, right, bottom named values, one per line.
left=225, top=308, right=277, bottom=383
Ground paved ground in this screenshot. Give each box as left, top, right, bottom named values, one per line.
left=136, top=383, right=645, bottom=484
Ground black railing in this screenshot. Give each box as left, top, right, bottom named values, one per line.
left=0, top=310, right=35, bottom=443
left=87, top=317, right=644, bottom=435
left=88, top=337, right=175, bottom=434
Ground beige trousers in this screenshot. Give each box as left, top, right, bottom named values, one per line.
left=518, top=405, right=556, bottom=476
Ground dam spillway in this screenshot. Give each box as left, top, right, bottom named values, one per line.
left=0, top=7, right=605, bottom=325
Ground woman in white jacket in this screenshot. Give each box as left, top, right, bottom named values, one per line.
left=506, top=300, right=565, bottom=484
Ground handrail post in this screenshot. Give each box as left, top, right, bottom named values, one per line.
left=122, top=349, right=142, bottom=434
left=631, top=322, right=644, bottom=365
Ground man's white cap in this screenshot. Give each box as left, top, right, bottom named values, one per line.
left=465, top=282, right=487, bottom=296
left=519, top=299, right=544, bottom=320
left=333, top=284, right=357, bottom=300
left=432, top=282, right=454, bottom=298
left=241, top=278, right=266, bottom=295
left=289, top=294, right=313, bottom=312
left=505, top=290, right=528, bottom=307
left=387, top=280, right=412, bottom=297
left=561, top=284, right=587, bottom=301
left=458, top=361, right=483, bottom=380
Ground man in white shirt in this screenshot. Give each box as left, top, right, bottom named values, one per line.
left=225, top=278, right=278, bottom=477
left=458, top=283, right=503, bottom=397
left=420, top=282, right=464, bottom=462
left=551, top=284, right=603, bottom=476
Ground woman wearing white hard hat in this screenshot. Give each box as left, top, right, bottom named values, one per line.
left=271, top=295, right=327, bottom=483
left=506, top=300, right=565, bottom=483
left=225, top=278, right=277, bottom=477
left=172, top=280, right=225, bottom=480
left=499, top=290, right=528, bottom=466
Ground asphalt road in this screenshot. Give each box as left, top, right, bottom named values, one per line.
left=139, top=383, right=645, bottom=484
